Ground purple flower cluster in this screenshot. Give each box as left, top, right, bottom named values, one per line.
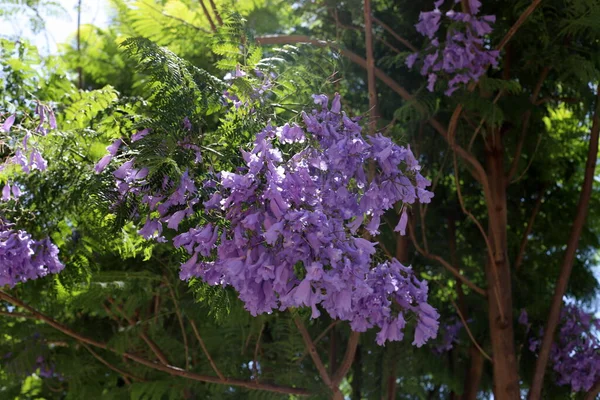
left=520, top=306, right=600, bottom=392
left=433, top=318, right=462, bottom=354
left=0, top=107, right=53, bottom=179
left=169, top=94, right=437, bottom=345
left=0, top=109, right=64, bottom=287
left=0, top=221, right=64, bottom=287
left=222, top=66, right=275, bottom=110
left=406, top=0, right=500, bottom=96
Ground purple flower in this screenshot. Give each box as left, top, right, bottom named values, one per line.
left=2, top=183, right=10, bottom=201
left=94, top=155, right=112, bottom=174
left=183, top=117, right=192, bottom=131
left=107, top=139, right=122, bottom=156
left=1, top=114, right=15, bottom=132
left=394, top=209, right=408, bottom=235
left=415, top=10, right=442, bottom=39
left=406, top=53, right=419, bottom=68
left=131, top=129, right=150, bottom=142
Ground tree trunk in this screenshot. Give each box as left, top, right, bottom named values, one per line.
left=485, top=133, right=520, bottom=400
left=351, top=345, right=362, bottom=400
left=462, top=344, right=484, bottom=400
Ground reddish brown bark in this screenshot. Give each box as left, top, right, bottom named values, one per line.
left=528, top=85, right=600, bottom=400
left=463, top=345, right=484, bottom=400
left=485, top=132, right=520, bottom=400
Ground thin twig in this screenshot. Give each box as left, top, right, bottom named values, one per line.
left=164, top=279, right=190, bottom=370
left=198, top=0, right=217, bottom=33
left=514, top=187, right=545, bottom=270
left=208, top=0, right=222, bottom=25
left=107, top=298, right=170, bottom=366
left=371, top=16, right=418, bottom=52
left=82, top=343, right=146, bottom=382
left=452, top=152, right=497, bottom=273
left=189, top=319, right=225, bottom=381
left=253, top=323, right=264, bottom=382
left=0, top=310, right=34, bottom=319
left=448, top=297, right=492, bottom=362
left=506, top=66, right=550, bottom=183
left=408, top=221, right=486, bottom=297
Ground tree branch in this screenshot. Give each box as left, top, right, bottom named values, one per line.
left=164, top=279, right=190, bottom=370
left=293, top=316, right=333, bottom=387
left=514, top=187, right=545, bottom=270
left=107, top=298, right=170, bottom=366
left=0, top=309, right=35, bottom=319
left=497, top=0, right=544, bottom=51
left=585, top=379, right=600, bottom=400
left=198, top=0, right=217, bottom=33
left=332, top=331, right=360, bottom=386
left=371, top=16, right=417, bottom=52
left=208, top=0, right=222, bottom=26
left=408, top=220, right=486, bottom=297
left=506, top=67, right=550, bottom=183
left=448, top=296, right=492, bottom=362
left=81, top=343, right=146, bottom=383
left=364, top=0, right=378, bottom=135
left=528, top=84, right=600, bottom=400
left=189, top=319, right=225, bottom=381
left=0, top=291, right=310, bottom=396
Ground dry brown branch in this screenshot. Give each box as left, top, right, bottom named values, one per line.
left=107, top=298, right=170, bottom=366
left=0, top=310, right=34, bottom=319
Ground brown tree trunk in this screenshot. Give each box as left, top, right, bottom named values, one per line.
left=462, top=345, right=484, bottom=400
left=528, top=85, right=600, bottom=400
left=485, top=132, right=520, bottom=400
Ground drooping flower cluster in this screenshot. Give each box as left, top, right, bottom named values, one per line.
left=433, top=318, right=463, bottom=354
left=94, top=119, right=201, bottom=243
left=0, top=108, right=64, bottom=287
left=1, top=105, right=56, bottom=201
left=520, top=305, right=600, bottom=392
left=222, top=66, right=275, bottom=110
left=169, top=93, right=438, bottom=345
left=406, top=0, right=500, bottom=96
left=0, top=221, right=64, bottom=287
